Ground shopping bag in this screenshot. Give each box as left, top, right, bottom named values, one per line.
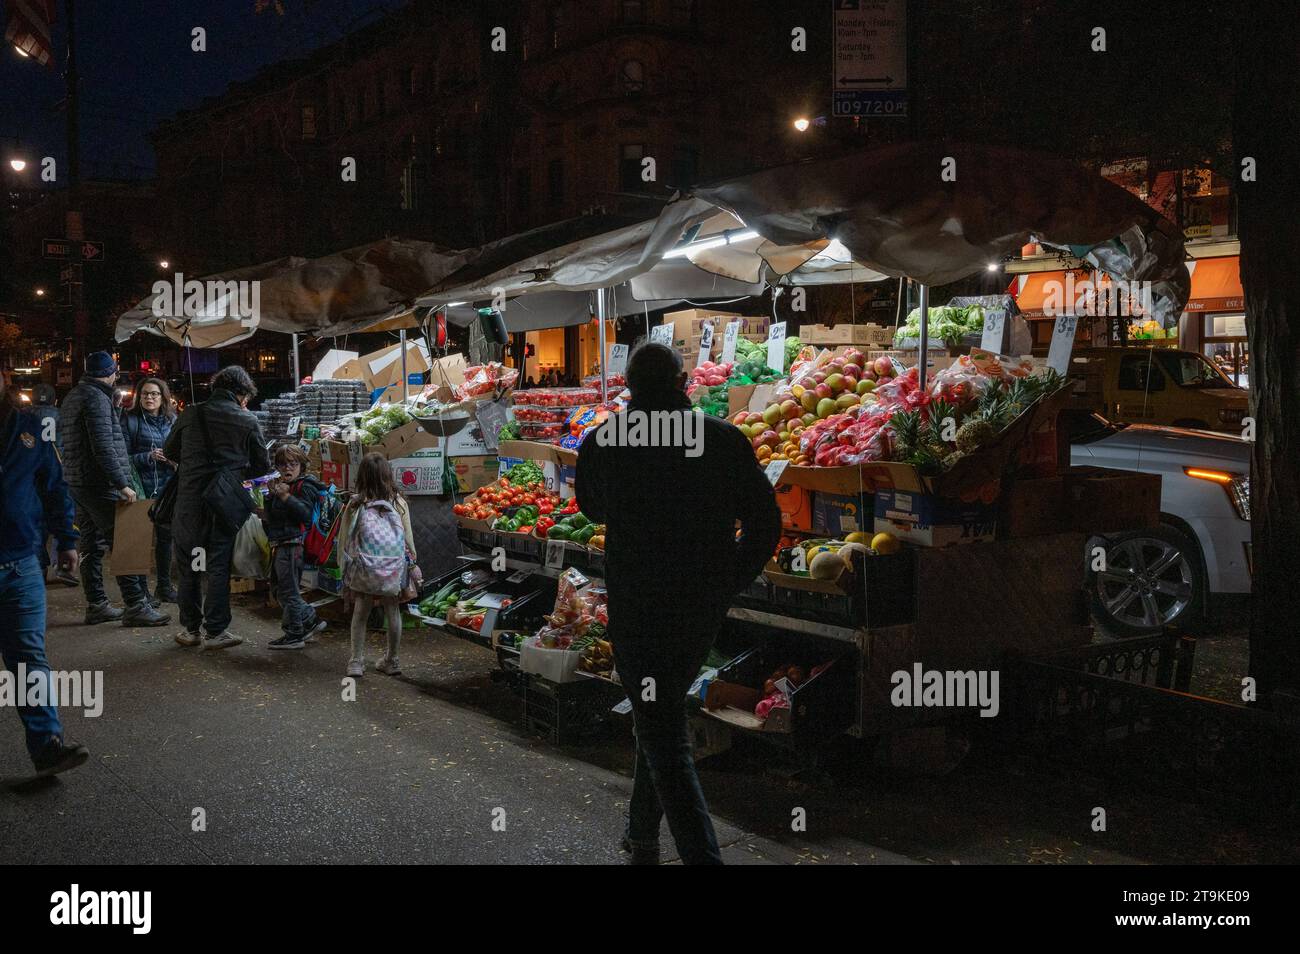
left=231, top=513, right=271, bottom=580
left=110, top=499, right=157, bottom=576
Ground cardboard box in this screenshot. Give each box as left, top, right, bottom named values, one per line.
left=319, top=439, right=358, bottom=491
left=333, top=341, right=433, bottom=392
left=451, top=455, right=500, bottom=493
left=372, top=419, right=443, bottom=459
left=775, top=483, right=813, bottom=532
left=874, top=489, right=997, bottom=547
left=390, top=446, right=446, bottom=496
left=812, top=491, right=873, bottom=535
left=999, top=475, right=1069, bottom=538
left=1062, top=467, right=1161, bottom=533
left=802, top=323, right=895, bottom=347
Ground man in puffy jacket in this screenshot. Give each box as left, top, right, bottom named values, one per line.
left=0, top=369, right=90, bottom=777
left=165, top=366, right=271, bottom=651
left=576, top=342, right=781, bottom=865
left=59, top=352, right=169, bottom=627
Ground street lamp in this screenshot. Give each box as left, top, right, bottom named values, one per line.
left=159, top=259, right=170, bottom=270
left=793, top=117, right=810, bottom=132
left=34, top=287, right=46, bottom=297
left=8, top=158, right=26, bottom=172
left=986, top=262, right=999, bottom=272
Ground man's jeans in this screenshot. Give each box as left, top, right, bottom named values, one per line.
left=154, top=521, right=174, bottom=590
left=612, top=632, right=722, bottom=865
left=271, top=542, right=317, bottom=637
left=69, top=488, right=148, bottom=607
left=0, top=555, right=63, bottom=758
left=173, top=508, right=237, bottom=637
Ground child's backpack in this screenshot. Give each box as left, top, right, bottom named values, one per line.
left=304, top=485, right=342, bottom=567
left=342, top=499, right=407, bottom=596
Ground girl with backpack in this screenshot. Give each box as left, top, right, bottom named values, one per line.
left=338, top=453, right=417, bottom=678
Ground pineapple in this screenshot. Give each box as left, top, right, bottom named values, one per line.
left=889, top=409, right=924, bottom=457
left=926, top=399, right=959, bottom=446
left=955, top=418, right=996, bottom=455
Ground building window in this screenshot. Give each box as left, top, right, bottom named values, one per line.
left=669, top=145, right=699, bottom=189
left=301, top=105, right=317, bottom=140
left=547, top=3, right=564, bottom=49
left=515, top=169, right=532, bottom=221
left=620, top=59, right=645, bottom=94
left=620, top=0, right=644, bottom=24
left=620, top=143, right=646, bottom=191
left=547, top=158, right=564, bottom=206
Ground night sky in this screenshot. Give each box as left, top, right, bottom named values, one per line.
left=0, top=0, right=401, bottom=178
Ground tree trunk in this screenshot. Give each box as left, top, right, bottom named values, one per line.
left=1235, top=7, right=1300, bottom=702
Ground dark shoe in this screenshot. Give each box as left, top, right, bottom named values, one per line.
left=33, top=737, right=90, bottom=777
left=84, top=602, right=124, bottom=625
left=121, top=602, right=171, bottom=627
left=269, top=634, right=308, bottom=651
left=155, top=584, right=178, bottom=603
left=303, top=619, right=327, bottom=643
left=55, top=569, right=80, bottom=587
left=148, top=594, right=162, bottom=608
left=620, top=836, right=662, bottom=866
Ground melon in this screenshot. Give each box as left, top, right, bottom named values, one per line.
left=809, top=550, right=844, bottom=580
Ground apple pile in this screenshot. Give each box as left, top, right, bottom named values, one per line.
left=690, top=361, right=734, bottom=388
left=733, top=349, right=898, bottom=463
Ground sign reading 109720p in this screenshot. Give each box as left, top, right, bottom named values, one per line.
left=833, top=0, right=908, bottom=118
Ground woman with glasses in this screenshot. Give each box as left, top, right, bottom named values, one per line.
left=121, top=377, right=179, bottom=603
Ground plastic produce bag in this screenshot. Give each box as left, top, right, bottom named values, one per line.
left=231, top=513, right=271, bottom=580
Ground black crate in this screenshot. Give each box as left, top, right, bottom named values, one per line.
left=522, top=674, right=623, bottom=745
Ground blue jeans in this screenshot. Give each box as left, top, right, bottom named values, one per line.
left=0, top=555, right=63, bottom=758
left=612, top=632, right=722, bottom=865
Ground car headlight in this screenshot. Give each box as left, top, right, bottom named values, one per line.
left=1227, top=476, right=1250, bottom=521
left=1185, top=468, right=1250, bottom=521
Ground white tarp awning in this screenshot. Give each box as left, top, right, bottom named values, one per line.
left=115, top=239, right=468, bottom=345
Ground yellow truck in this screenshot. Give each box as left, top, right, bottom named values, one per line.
left=1067, top=347, right=1249, bottom=433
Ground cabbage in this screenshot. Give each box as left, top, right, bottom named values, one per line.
left=381, top=404, right=412, bottom=428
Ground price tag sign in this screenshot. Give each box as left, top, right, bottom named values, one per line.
left=980, top=309, right=1007, bottom=353
left=719, top=319, right=742, bottom=364
left=544, top=539, right=566, bottom=570
left=475, top=399, right=509, bottom=452
left=766, top=321, right=787, bottom=374
left=650, top=323, right=673, bottom=346
left=607, top=343, right=629, bottom=376
left=287, top=415, right=302, bottom=435
left=347, top=439, right=363, bottom=466
left=695, top=322, right=715, bottom=368
left=764, top=458, right=790, bottom=486
left=506, top=568, right=532, bottom=584
left=1047, top=314, right=1080, bottom=375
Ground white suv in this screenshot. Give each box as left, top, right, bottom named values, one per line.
left=1065, top=412, right=1251, bottom=636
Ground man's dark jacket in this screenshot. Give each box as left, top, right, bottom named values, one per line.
left=264, top=474, right=325, bottom=544
left=576, top=392, right=781, bottom=638
left=60, top=375, right=133, bottom=495
left=163, top=388, right=271, bottom=530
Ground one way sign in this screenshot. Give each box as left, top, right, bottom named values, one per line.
left=80, top=241, right=105, bottom=262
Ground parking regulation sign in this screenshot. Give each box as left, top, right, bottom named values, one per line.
left=833, top=0, right=908, bottom=118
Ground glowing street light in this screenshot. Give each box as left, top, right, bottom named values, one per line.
left=792, top=117, right=811, bottom=132
left=34, top=287, right=46, bottom=297
left=159, top=260, right=170, bottom=270
left=8, top=158, right=26, bottom=172
left=986, top=262, right=1000, bottom=272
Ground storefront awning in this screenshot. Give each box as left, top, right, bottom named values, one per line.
left=1184, top=256, right=1244, bottom=312
left=1011, top=270, right=1089, bottom=319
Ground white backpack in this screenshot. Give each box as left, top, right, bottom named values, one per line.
left=343, top=500, right=407, bottom=596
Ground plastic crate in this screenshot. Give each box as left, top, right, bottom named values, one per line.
left=522, top=674, right=622, bottom=745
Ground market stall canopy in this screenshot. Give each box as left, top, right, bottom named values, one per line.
left=693, top=142, right=1190, bottom=323
left=417, top=143, right=1187, bottom=323
left=115, top=239, right=468, bottom=345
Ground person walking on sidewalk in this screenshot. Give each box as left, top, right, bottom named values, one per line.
left=59, top=352, right=170, bottom=628
left=165, top=366, right=271, bottom=652
left=31, top=383, right=76, bottom=587
left=0, top=369, right=90, bottom=777
left=338, top=453, right=416, bottom=679
left=263, top=444, right=328, bottom=651
left=576, top=342, right=781, bottom=865
left=120, top=376, right=178, bottom=604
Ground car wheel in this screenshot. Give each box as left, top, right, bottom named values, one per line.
left=1085, top=524, right=1205, bottom=637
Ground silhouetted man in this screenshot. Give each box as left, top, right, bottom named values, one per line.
left=576, top=342, right=780, bottom=864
